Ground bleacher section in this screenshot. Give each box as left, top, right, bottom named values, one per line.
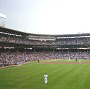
left=0, top=27, right=90, bottom=66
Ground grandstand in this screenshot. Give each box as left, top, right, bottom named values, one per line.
left=0, top=26, right=90, bottom=66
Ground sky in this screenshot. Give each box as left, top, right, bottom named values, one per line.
left=0, top=0, right=90, bottom=35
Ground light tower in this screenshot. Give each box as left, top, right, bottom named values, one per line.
left=0, top=13, right=6, bottom=27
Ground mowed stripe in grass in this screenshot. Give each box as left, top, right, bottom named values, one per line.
left=0, top=62, right=90, bottom=89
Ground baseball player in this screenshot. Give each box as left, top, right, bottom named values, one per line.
left=44, top=73, right=48, bottom=84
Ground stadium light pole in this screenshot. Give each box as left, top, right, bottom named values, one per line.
left=0, top=13, right=6, bottom=27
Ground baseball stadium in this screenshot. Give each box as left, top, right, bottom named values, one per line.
left=0, top=26, right=90, bottom=89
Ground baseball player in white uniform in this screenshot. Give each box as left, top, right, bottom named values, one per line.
left=44, top=73, right=48, bottom=84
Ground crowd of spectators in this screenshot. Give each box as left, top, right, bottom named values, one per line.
left=0, top=51, right=90, bottom=66
left=0, top=35, right=90, bottom=45
left=0, top=34, right=90, bottom=66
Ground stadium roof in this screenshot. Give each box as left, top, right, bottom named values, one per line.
left=1, top=27, right=90, bottom=37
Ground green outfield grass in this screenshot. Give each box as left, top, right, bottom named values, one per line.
left=0, top=60, right=90, bottom=89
